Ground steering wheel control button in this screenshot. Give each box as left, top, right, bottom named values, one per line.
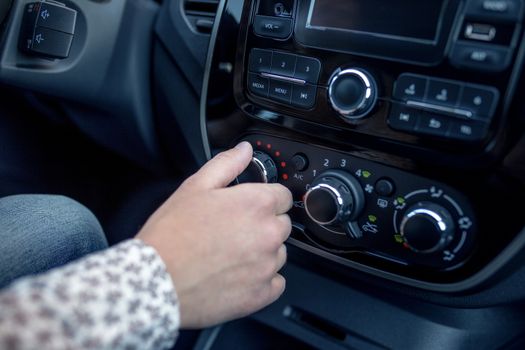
left=291, top=84, right=317, bottom=109
left=249, top=49, right=272, bottom=73
left=388, top=104, right=419, bottom=132
left=328, top=68, right=378, bottom=120
left=394, top=74, right=427, bottom=101
left=400, top=202, right=455, bottom=254
left=253, top=15, right=293, bottom=39
left=291, top=154, right=309, bottom=172
left=35, top=1, right=77, bottom=34
left=20, top=2, right=77, bottom=59
left=375, top=179, right=395, bottom=197
left=426, top=80, right=460, bottom=107
left=269, top=79, right=292, bottom=103
left=22, top=26, right=73, bottom=59
left=294, top=56, right=321, bottom=83
left=237, top=151, right=278, bottom=184
left=248, top=73, right=270, bottom=98
left=271, top=52, right=297, bottom=77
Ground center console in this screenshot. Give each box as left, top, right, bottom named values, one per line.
left=202, top=0, right=525, bottom=290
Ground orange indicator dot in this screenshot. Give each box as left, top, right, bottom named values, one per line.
left=282, top=174, right=289, bottom=180
left=280, top=161, right=287, bottom=168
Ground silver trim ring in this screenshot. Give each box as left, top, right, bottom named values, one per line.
left=304, top=183, right=343, bottom=226
left=251, top=157, right=268, bottom=183
left=328, top=68, right=375, bottom=118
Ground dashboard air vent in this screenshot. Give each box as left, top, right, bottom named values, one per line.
left=183, top=0, right=219, bottom=34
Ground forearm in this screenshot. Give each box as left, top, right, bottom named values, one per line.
left=0, top=239, right=180, bottom=350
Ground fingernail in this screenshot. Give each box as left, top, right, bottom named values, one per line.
left=234, top=141, right=251, bottom=152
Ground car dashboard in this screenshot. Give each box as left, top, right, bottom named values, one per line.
left=1, top=0, right=525, bottom=349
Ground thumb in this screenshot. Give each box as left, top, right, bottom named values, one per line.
left=192, top=142, right=253, bottom=189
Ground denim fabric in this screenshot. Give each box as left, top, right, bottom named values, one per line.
left=0, top=194, right=108, bottom=288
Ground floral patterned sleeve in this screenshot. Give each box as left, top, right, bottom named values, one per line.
left=0, top=239, right=180, bottom=350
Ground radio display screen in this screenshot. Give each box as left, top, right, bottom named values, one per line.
left=307, top=0, right=445, bottom=41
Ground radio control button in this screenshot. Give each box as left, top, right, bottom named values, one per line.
left=460, top=85, right=499, bottom=120
left=388, top=104, right=419, bottom=132
left=249, top=49, right=272, bottom=73
left=291, top=84, right=317, bottom=109
left=253, top=15, right=293, bottom=39
left=426, top=80, right=460, bottom=107
left=247, top=73, right=269, bottom=98
left=294, top=56, right=321, bottom=83
left=418, top=114, right=451, bottom=137
left=465, top=0, right=524, bottom=22
left=448, top=121, right=488, bottom=141
left=269, top=79, right=292, bottom=103
left=449, top=43, right=511, bottom=72
left=271, top=52, right=296, bottom=77
left=393, top=74, right=427, bottom=101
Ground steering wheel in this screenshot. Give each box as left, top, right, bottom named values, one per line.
left=0, top=0, right=162, bottom=170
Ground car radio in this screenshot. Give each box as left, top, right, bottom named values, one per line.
left=203, top=0, right=525, bottom=287
left=241, top=0, right=523, bottom=149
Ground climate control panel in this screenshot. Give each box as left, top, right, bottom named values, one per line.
left=237, top=134, right=477, bottom=271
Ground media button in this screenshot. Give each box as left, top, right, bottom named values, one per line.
left=247, top=73, right=269, bottom=98
left=426, top=80, right=460, bottom=106
left=294, top=56, right=321, bottom=83
left=393, top=74, right=427, bottom=101
left=418, top=114, right=451, bottom=137
left=269, top=79, right=292, bottom=103
left=449, top=121, right=488, bottom=141
left=388, top=104, right=419, bottom=132
left=291, top=84, right=317, bottom=109
left=460, top=85, right=499, bottom=120
left=271, top=52, right=297, bottom=77
left=249, top=49, right=272, bottom=73
left=253, top=15, right=293, bottom=39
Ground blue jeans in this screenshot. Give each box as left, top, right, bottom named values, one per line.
left=0, top=194, right=108, bottom=288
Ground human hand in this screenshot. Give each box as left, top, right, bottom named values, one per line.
left=136, top=142, right=293, bottom=328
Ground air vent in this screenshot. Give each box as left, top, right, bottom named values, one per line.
left=183, top=0, right=219, bottom=34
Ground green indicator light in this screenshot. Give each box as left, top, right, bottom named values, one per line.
left=396, top=197, right=405, bottom=204
left=362, top=171, right=372, bottom=179
left=394, top=234, right=404, bottom=243
left=368, top=215, right=377, bottom=223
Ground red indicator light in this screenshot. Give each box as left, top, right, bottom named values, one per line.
left=403, top=242, right=410, bottom=249
left=266, top=144, right=272, bottom=150
left=256, top=141, right=262, bottom=146
left=282, top=174, right=289, bottom=180
left=280, top=161, right=286, bottom=168
left=275, top=151, right=281, bottom=157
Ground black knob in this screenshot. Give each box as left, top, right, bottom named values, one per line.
left=400, top=202, right=455, bottom=254
left=304, top=170, right=365, bottom=227
left=328, top=68, right=377, bottom=119
left=237, top=151, right=278, bottom=184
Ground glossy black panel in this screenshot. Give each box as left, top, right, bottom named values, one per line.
left=203, top=0, right=525, bottom=287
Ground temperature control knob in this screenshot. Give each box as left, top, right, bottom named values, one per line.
left=304, top=170, right=365, bottom=228
left=400, top=202, right=455, bottom=254
left=237, top=151, right=278, bottom=184
left=328, top=68, right=378, bottom=120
